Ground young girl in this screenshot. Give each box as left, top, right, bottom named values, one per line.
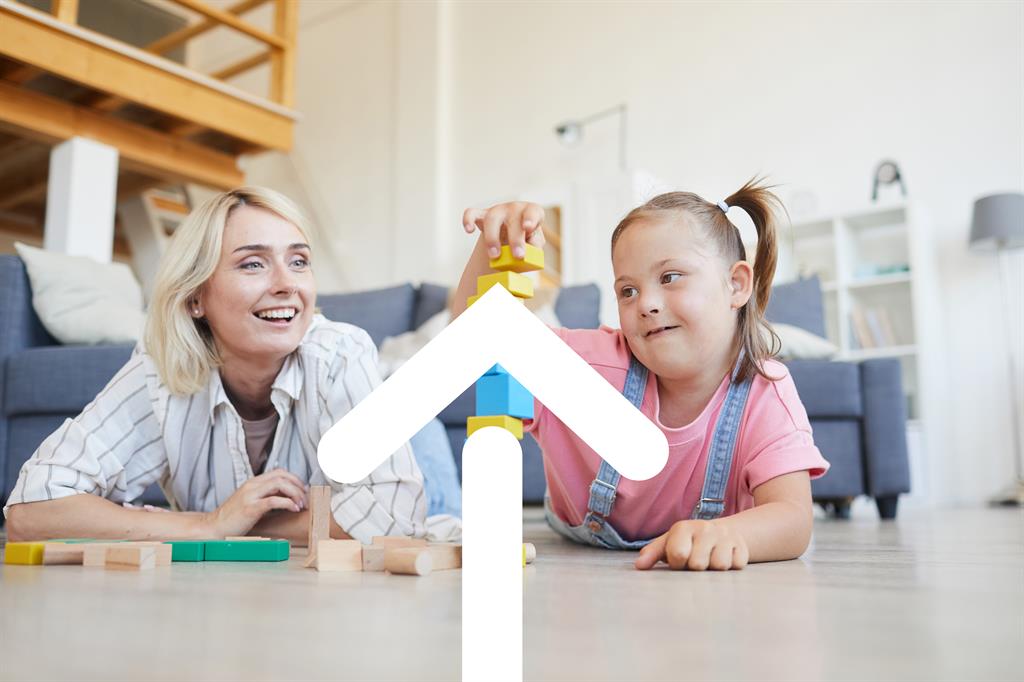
left=452, top=178, right=829, bottom=571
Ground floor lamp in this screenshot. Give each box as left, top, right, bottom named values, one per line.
left=969, top=193, right=1024, bottom=505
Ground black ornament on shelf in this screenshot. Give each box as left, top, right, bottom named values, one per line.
left=872, top=160, right=906, bottom=201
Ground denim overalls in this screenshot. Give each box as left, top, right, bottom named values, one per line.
left=544, top=354, right=753, bottom=549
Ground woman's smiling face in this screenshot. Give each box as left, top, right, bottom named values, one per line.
left=197, top=205, right=316, bottom=364
left=612, top=214, right=745, bottom=381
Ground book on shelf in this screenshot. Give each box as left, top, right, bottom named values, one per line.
left=851, top=305, right=899, bottom=349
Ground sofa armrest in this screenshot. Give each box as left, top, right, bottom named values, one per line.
left=860, top=358, right=911, bottom=497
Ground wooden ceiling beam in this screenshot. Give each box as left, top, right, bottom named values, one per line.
left=0, top=81, right=243, bottom=189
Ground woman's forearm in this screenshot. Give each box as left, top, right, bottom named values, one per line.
left=247, top=509, right=351, bottom=545
left=713, top=500, right=813, bottom=563
left=5, top=495, right=212, bottom=542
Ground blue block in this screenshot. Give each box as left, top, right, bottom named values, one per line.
left=484, top=364, right=507, bottom=376
left=476, top=373, right=534, bottom=419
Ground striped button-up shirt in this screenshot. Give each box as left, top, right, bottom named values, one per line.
left=4, top=316, right=458, bottom=542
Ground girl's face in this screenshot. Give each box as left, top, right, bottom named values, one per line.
left=197, top=205, right=316, bottom=365
left=612, top=214, right=751, bottom=381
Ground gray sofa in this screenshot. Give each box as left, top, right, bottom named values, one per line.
left=0, top=255, right=909, bottom=519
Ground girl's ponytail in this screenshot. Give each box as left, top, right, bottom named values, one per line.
left=721, top=177, right=783, bottom=383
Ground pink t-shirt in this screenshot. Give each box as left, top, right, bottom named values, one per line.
left=525, top=327, right=830, bottom=542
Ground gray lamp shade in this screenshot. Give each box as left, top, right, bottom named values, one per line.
left=969, top=192, right=1024, bottom=251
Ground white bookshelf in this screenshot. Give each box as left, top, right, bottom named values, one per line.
left=772, top=201, right=947, bottom=506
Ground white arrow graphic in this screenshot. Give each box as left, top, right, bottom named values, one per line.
left=316, top=284, right=669, bottom=682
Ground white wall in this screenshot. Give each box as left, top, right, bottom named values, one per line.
left=195, top=0, right=1023, bottom=506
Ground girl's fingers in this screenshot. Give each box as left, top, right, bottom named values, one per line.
left=733, top=543, right=749, bottom=569
left=463, top=207, right=486, bottom=234
left=505, top=205, right=527, bottom=259
left=665, top=529, right=694, bottom=570
left=521, top=203, right=545, bottom=239
left=635, top=533, right=667, bottom=570
left=481, top=207, right=507, bottom=259
left=708, top=542, right=735, bottom=571
left=686, top=533, right=714, bottom=571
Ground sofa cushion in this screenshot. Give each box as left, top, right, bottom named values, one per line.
left=317, top=284, right=416, bottom=347
left=766, top=276, right=826, bottom=338
left=555, top=284, right=601, bottom=329
left=786, top=359, right=863, bottom=418
left=807, top=419, right=864, bottom=498
left=414, top=283, right=449, bottom=330
left=4, top=345, right=134, bottom=416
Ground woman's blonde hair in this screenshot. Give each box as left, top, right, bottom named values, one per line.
left=610, top=177, right=784, bottom=384
left=144, top=186, right=313, bottom=395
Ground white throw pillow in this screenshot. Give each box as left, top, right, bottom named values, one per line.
left=771, top=323, right=838, bottom=360
left=15, top=242, right=145, bottom=345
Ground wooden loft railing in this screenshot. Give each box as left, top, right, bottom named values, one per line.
left=0, top=0, right=301, bottom=234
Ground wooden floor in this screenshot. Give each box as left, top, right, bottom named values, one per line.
left=1, top=506, right=1021, bottom=681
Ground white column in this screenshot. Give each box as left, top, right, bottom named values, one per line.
left=44, top=137, right=120, bottom=263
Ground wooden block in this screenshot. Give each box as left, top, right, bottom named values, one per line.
left=204, top=539, right=290, bottom=562
left=3, top=542, right=45, bottom=565
left=384, top=548, right=433, bottom=576
left=476, top=373, right=534, bottom=420
left=314, top=540, right=362, bottom=572
left=523, top=543, right=536, bottom=565
left=371, top=536, right=428, bottom=548
left=305, top=485, right=332, bottom=567
left=476, top=271, right=534, bottom=299
left=361, top=545, right=387, bottom=572
left=466, top=415, right=523, bottom=440
left=427, top=543, right=462, bottom=571
left=83, top=544, right=121, bottom=567
left=489, top=244, right=545, bottom=273
left=105, top=546, right=156, bottom=571
left=130, top=542, right=173, bottom=567
left=42, top=542, right=85, bottom=565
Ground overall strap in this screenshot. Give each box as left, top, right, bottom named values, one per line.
left=692, top=357, right=753, bottom=521
left=584, top=355, right=648, bottom=519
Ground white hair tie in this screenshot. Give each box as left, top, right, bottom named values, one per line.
left=717, top=200, right=730, bottom=213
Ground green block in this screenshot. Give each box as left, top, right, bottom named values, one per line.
left=203, top=540, right=289, bottom=562
left=166, top=541, right=206, bottom=562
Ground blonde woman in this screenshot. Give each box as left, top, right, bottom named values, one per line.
left=4, top=187, right=460, bottom=544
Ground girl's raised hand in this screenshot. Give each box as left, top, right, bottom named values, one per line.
left=462, top=202, right=545, bottom=260
left=635, top=519, right=750, bottom=571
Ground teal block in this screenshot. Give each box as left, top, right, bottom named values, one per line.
left=476, top=372, right=534, bottom=419
left=203, top=540, right=290, bottom=562
left=166, top=541, right=206, bottom=562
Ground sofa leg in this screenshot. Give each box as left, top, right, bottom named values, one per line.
left=875, top=495, right=899, bottom=520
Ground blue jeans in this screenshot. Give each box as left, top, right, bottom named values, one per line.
left=410, top=418, right=462, bottom=517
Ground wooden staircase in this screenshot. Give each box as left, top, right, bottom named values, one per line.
left=0, top=0, right=299, bottom=251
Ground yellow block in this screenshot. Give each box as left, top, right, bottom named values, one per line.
left=466, top=415, right=523, bottom=440
left=489, top=244, right=545, bottom=273
left=4, top=542, right=45, bottom=565
left=466, top=294, right=480, bottom=308
left=476, top=271, right=534, bottom=299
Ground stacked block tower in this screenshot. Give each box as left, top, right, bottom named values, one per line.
left=466, top=244, right=545, bottom=441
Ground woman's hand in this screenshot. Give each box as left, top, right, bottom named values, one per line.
left=202, top=469, right=308, bottom=538
left=462, top=202, right=546, bottom=260
left=635, top=519, right=750, bottom=571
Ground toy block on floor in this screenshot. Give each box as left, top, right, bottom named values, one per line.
left=83, top=543, right=124, bottom=567
left=371, top=536, right=428, bottom=548
left=4, top=542, right=45, bottom=565
left=305, top=485, right=332, bottom=567
left=204, top=539, right=290, bottom=562
left=476, top=372, right=534, bottom=420
left=476, top=271, right=534, bottom=299
left=105, top=546, right=156, bottom=571
left=384, top=548, right=433, bottom=576
left=489, top=244, right=545, bottom=273
left=467, top=415, right=523, bottom=440
left=427, top=543, right=462, bottom=571
left=523, top=543, right=536, bottom=566
left=484, top=364, right=507, bottom=376
left=133, top=542, right=173, bottom=566
left=361, top=545, right=387, bottom=572
left=315, top=540, right=362, bottom=572
left=43, top=542, right=85, bottom=565
left=165, top=541, right=205, bottom=562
